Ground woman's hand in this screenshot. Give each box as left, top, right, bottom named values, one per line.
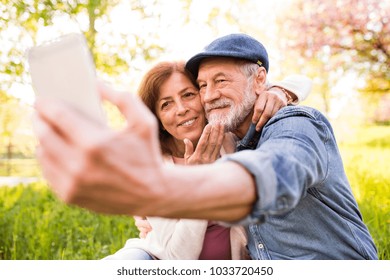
left=252, top=88, right=289, bottom=131
left=184, top=123, right=225, bottom=165
left=134, top=216, right=153, bottom=239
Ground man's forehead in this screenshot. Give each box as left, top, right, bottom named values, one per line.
left=198, top=57, right=239, bottom=78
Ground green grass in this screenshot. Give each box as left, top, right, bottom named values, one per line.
left=0, top=125, right=389, bottom=259
left=339, top=125, right=390, bottom=260
left=0, top=183, right=138, bottom=260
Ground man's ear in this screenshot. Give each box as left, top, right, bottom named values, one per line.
left=255, top=67, right=267, bottom=90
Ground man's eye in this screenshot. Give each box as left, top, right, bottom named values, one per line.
left=216, top=79, right=226, bottom=84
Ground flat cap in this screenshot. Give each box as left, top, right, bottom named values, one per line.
left=186, top=33, right=269, bottom=78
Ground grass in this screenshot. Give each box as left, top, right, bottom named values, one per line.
left=0, top=183, right=138, bottom=260
left=0, top=125, right=389, bottom=259
left=339, top=125, right=390, bottom=260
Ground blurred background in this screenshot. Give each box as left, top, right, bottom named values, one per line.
left=0, top=0, right=388, bottom=260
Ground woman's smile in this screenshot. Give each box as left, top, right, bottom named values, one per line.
left=178, top=117, right=197, bottom=127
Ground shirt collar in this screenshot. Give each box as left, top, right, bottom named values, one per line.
left=236, top=123, right=261, bottom=151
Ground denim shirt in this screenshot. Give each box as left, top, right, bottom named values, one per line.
left=220, top=106, right=378, bottom=259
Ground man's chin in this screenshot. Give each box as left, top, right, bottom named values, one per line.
left=207, top=114, right=225, bottom=125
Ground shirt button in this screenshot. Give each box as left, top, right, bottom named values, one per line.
left=258, top=243, right=264, bottom=249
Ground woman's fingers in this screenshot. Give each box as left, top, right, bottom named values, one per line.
left=207, top=123, right=225, bottom=160
left=186, top=124, right=225, bottom=164
left=184, top=138, right=194, bottom=161
left=253, top=90, right=288, bottom=131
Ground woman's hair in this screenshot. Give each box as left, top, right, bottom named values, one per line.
left=137, top=61, right=198, bottom=155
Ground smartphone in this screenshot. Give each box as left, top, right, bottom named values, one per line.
left=27, top=33, right=106, bottom=124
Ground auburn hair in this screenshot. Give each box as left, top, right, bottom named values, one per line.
left=137, top=61, right=198, bottom=155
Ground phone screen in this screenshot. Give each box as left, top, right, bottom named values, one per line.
left=27, top=33, right=105, bottom=124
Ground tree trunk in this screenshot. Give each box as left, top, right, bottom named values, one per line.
left=6, top=141, right=12, bottom=176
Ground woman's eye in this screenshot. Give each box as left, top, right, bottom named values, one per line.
left=161, top=101, right=170, bottom=109
left=183, top=91, right=196, bottom=98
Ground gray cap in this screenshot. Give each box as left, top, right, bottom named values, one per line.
left=186, top=33, right=269, bottom=78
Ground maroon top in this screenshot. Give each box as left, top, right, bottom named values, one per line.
left=198, top=221, right=231, bottom=260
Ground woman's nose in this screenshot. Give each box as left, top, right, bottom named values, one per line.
left=176, top=102, right=189, bottom=115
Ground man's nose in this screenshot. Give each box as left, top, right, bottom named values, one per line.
left=202, top=84, right=220, bottom=104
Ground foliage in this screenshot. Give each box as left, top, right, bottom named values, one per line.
left=0, top=0, right=165, bottom=91
left=0, top=90, right=35, bottom=163
left=282, top=0, right=389, bottom=95
left=0, top=90, right=20, bottom=144
left=0, top=158, right=41, bottom=177
left=0, top=182, right=137, bottom=260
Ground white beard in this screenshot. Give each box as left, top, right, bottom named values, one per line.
left=205, top=85, right=256, bottom=132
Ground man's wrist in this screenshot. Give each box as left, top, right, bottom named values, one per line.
left=158, top=162, right=255, bottom=222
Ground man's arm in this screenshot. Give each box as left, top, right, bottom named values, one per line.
left=159, top=161, right=256, bottom=221
left=220, top=109, right=330, bottom=225
left=34, top=83, right=257, bottom=221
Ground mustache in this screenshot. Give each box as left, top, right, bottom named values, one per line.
left=204, top=99, right=232, bottom=112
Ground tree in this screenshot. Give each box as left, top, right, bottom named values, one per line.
left=0, top=0, right=164, bottom=91
left=282, top=0, right=389, bottom=94
left=0, top=90, right=31, bottom=174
